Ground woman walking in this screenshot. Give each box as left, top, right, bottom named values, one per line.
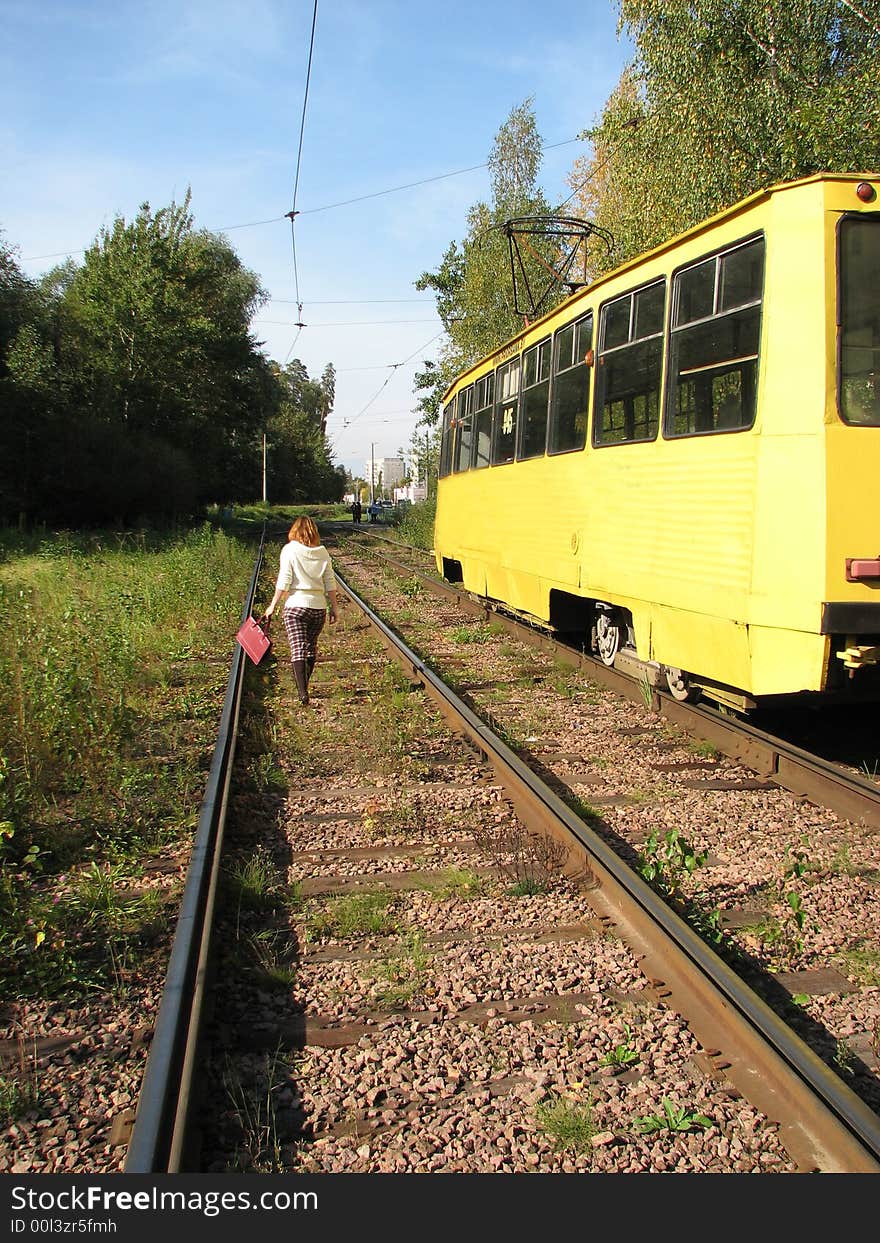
left=263, top=516, right=338, bottom=706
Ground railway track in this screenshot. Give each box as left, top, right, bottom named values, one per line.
left=123, top=532, right=880, bottom=1173
left=345, top=524, right=880, bottom=829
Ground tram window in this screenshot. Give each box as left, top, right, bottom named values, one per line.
left=575, top=316, right=591, bottom=360
left=603, top=298, right=631, bottom=350
left=518, top=338, right=552, bottom=460
left=453, top=385, right=474, bottom=472
left=666, top=236, right=764, bottom=437
left=720, top=241, right=764, bottom=309
left=549, top=312, right=592, bottom=454
left=439, top=397, right=456, bottom=477
left=556, top=323, right=575, bottom=369
left=594, top=283, right=664, bottom=445
left=635, top=282, right=665, bottom=337
left=473, top=371, right=494, bottom=468
left=676, top=260, right=715, bottom=324
left=839, top=216, right=880, bottom=427
left=491, top=357, right=520, bottom=465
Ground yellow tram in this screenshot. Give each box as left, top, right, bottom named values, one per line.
left=433, top=173, right=880, bottom=710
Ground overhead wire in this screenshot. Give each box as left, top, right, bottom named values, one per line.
left=295, top=135, right=582, bottom=217
left=22, top=137, right=588, bottom=264
left=282, top=0, right=319, bottom=364
left=269, top=297, right=431, bottom=305
left=256, top=317, right=440, bottom=327
left=332, top=329, right=445, bottom=438
left=554, top=116, right=643, bottom=214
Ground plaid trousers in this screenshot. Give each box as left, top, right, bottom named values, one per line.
left=282, top=606, right=326, bottom=661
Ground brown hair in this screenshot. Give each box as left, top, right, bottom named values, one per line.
left=288, top=516, right=320, bottom=547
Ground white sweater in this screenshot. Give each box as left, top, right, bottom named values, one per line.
left=275, top=541, right=337, bottom=610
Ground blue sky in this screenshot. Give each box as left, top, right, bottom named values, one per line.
left=1, top=0, right=633, bottom=477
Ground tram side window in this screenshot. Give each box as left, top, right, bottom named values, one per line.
left=439, top=397, right=456, bottom=478
left=492, top=357, right=520, bottom=465
left=472, top=372, right=494, bottom=469
left=839, top=216, right=880, bottom=427
left=549, top=312, right=592, bottom=454
left=665, top=236, right=764, bottom=437
left=594, top=282, right=664, bottom=445
left=454, top=384, right=474, bottom=472
left=518, top=338, right=552, bottom=460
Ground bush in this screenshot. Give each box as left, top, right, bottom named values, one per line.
left=397, top=496, right=436, bottom=551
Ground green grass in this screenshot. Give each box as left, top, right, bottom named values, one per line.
left=542, top=662, right=585, bottom=699
left=0, top=1070, right=39, bottom=1126
left=561, top=793, right=603, bottom=825
left=60, top=862, right=167, bottom=936
left=688, top=739, right=720, bottom=760
left=508, top=877, right=548, bottom=896
left=244, top=929, right=300, bottom=988
left=426, top=867, right=486, bottom=899
left=535, top=1095, right=597, bottom=1154
left=371, top=931, right=432, bottom=1009
left=307, top=892, right=397, bottom=940
left=222, top=1044, right=297, bottom=1173
left=224, top=847, right=290, bottom=915
left=208, top=501, right=349, bottom=531
left=835, top=942, right=880, bottom=987
left=448, top=624, right=491, bottom=645
left=0, top=1033, right=40, bottom=1125
left=399, top=576, right=423, bottom=599
left=0, top=524, right=255, bottom=999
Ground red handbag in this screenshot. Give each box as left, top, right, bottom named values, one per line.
left=236, top=614, right=272, bottom=665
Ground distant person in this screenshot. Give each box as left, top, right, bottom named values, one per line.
left=351, top=499, right=362, bottom=525
left=368, top=500, right=380, bottom=523
left=263, top=516, right=338, bottom=707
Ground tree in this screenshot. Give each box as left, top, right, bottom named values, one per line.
left=0, top=199, right=347, bottom=524
left=0, top=233, right=38, bottom=359
left=414, top=98, right=560, bottom=421
left=568, top=0, right=880, bottom=270
left=0, top=235, right=58, bottom=521
left=58, top=192, right=274, bottom=513
left=264, top=360, right=343, bottom=503
left=274, top=359, right=336, bottom=434
left=404, top=422, right=441, bottom=499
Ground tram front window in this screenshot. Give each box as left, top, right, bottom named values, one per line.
left=840, top=216, right=880, bottom=427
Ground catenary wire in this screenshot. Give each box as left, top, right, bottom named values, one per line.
left=333, top=330, right=445, bottom=436
left=22, top=137, right=588, bottom=263
left=283, top=0, right=319, bottom=364
left=255, top=317, right=441, bottom=327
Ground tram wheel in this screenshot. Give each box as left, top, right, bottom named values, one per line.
left=665, top=666, right=699, bottom=702
left=595, top=610, right=623, bottom=667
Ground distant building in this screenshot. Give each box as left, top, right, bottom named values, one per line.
left=365, top=455, right=405, bottom=493
left=394, top=482, right=427, bottom=504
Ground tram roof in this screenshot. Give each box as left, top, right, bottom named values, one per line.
left=441, top=170, right=879, bottom=402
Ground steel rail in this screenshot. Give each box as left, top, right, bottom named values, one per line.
left=124, top=530, right=266, bottom=1173
left=337, top=568, right=880, bottom=1173
left=352, top=543, right=880, bottom=832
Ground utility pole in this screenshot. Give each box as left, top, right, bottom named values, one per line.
left=370, top=442, right=375, bottom=504
left=262, top=433, right=267, bottom=504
